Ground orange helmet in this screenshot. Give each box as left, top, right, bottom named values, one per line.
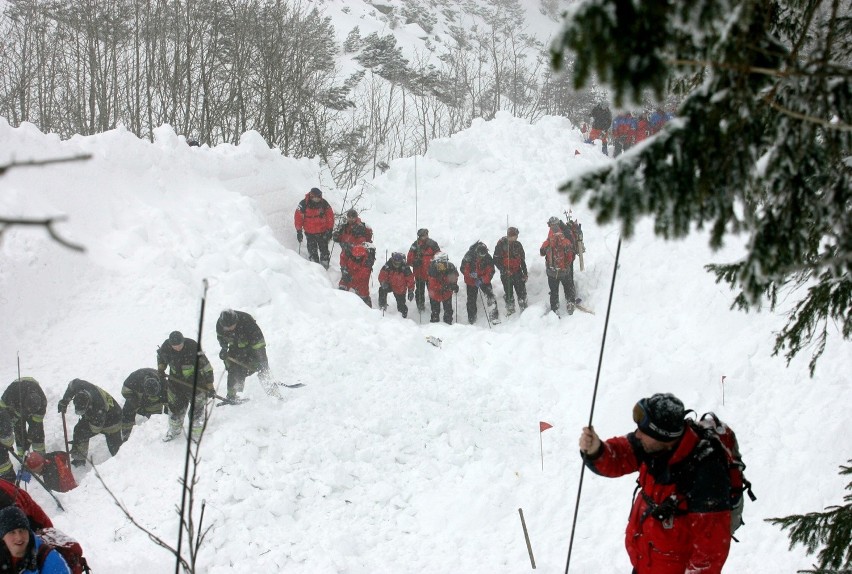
left=25, top=451, right=46, bottom=471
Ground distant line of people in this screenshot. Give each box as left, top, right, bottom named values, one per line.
left=295, top=191, right=586, bottom=323
left=583, top=103, right=674, bottom=157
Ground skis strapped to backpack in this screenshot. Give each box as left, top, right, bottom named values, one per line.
left=36, top=527, right=91, bottom=573
left=692, top=413, right=756, bottom=538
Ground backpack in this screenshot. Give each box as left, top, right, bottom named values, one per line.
left=559, top=218, right=584, bottom=254
left=36, top=527, right=91, bottom=573
left=691, top=413, right=756, bottom=538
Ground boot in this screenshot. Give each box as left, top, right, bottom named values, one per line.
left=164, top=418, right=183, bottom=441
left=320, top=257, right=330, bottom=270
left=566, top=301, right=575, bottom=315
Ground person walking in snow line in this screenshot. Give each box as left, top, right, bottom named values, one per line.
left=493, top=227, right=528, bottom=315
left=0, top=378, right=47, bottom=459
left=120, top=368, right=167, bottom=441
left=216, top=309, right=274, bottom=401
left=24, top=452, right=77, bottom=493
left=612, top=111, right=637, bottom=157
left=578, top=393, right=733, bottom=574
left=378, top=252, right=415, bottom=318
left=339, top=243, right=375, bottom=307
left=57, top=379, right=122, bottom=467
left=294, top=187, right=335, bottom=269
left=460, top=241, right=499, bottom=325
left=333, top=209, right=373, bottom=252
left=427, top=252, right=459, bottom=324
left=407, top=228, right=441, bottom=314
left=0, top=506, right=70, bottom=573
left=587, top=103, right=612, bottom=156
left=541, top=217, right=577, bottom=315
left=157, top=331, right=215, bottom=441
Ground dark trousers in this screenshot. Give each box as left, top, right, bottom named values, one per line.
left=72, top=419, right=123, bottom=462
left=414, top=278, right=427, bottom=311
left=547, top=268, right=576, bottom=311
left=379, top=288, right=408, bottom=318
left=305, top=233, right=330, bottom=264
left=465, top=284, right=497, bottom=323
left=500, top=273, right=527, bottom=312
left=430, top=298, right=453, bottom=324
left=225, top=349, right=271, bottom=397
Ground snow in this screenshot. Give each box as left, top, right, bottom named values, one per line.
left=0, top=113, right=849, bottom=573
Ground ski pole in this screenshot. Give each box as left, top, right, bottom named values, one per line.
left=564, top=237, right=622, bottom=574
left=14, top=354, right=25, bottom=488
left=477, top=287, right=492, bottom=329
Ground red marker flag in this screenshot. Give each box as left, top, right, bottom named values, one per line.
left=540, top=421, right=553, bottom=432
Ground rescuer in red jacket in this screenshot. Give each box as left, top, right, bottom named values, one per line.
left=407, top=229, right=441, bottom=314
left=378, top=252, right=415, bottom=318
left=294, top=187, right=335, bottom=269
left=578, top=393, right=733, bottom=574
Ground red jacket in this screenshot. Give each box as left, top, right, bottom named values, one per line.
left=339, top=250, right=373, bottom=298
left=460, top=252, right=495, bottom=287
left=294, top=194, right=334, bottom=235
left=584, top=428, right=732, bottom=574
left=333, top=218, right=373, bottom=247
left=0, top=478, right=53, bottom=529
left=378, top=263, right=415, bottom=295
left=427, top=261, right=458, bottom=302
left=540, top=232, right=574, bottom=274
left=493, top=237, right=527, bottom=277
left=407, top=238, right=440, bottom=280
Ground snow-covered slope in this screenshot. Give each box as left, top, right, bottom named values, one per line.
left=1, top=114, right=849, bottom=572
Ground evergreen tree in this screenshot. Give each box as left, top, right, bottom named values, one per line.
left=765, top=461, right=852, bottom=573
left=551, top=0, right=851, bottom=375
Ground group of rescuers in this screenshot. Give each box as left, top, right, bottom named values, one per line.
left=3, top=307, right=272, bottom=490
left=295, top=186, right=586, bottom=324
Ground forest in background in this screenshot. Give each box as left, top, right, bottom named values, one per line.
left=0, top=0, right=632, bottom=187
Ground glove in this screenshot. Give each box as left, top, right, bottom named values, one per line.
left=380, top=283, right=390, bottom=291
left=407, top=290, right=415, bottom=301
left=450, top=284, right=459, bottom=293
left=522, top=274, right=528, bottom=282
left=72, top=459, right=86, bottom=468
left=470, top=272, right=478, bottom=279
left=475, top=279, right=483, bottom=288
left=296, top=230, right=303, bottom=243
left=16, top=470, right=31, bottom=483
left=219, top=348, right=228, bottom=361
left=57, top=400, right=68, bottom=414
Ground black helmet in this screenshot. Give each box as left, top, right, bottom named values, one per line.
left=417, top=228, right=429, bottom=238
left=143, top=375, right=160, bottom=396
left=475, top=243, right=488, bottom=256
left=168, top=331, right=184, bottom=346
left=73, top=390, right=92, bottom=415
left=547, top=216, right=561, bottom=226
left=220, top=309, right=238, bottom=328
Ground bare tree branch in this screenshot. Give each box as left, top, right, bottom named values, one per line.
left=0, top=217, right=85, bottom=252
